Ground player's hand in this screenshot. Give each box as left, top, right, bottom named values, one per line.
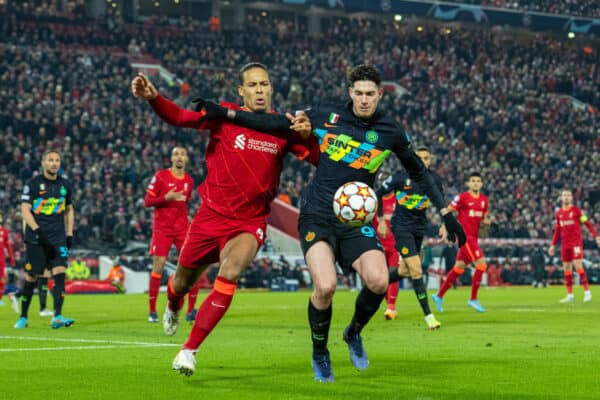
left=548, top=245, right=555, bottom=256
left=442, top=213, right=466, bottom=247
left=165, top=188, right=187, bottom=201
left=595, top=237, right=600, bottom=248
left=191, top=97, right=229, bottom=122
left=66, top=235, right=73, bottom=250
left=438, top=224, right=448, bottom=242
left=286, top=111, right=312, bottom=139
left=376, top=221, right=389, bottom=239
left=131, top=72, right=158, bottom=100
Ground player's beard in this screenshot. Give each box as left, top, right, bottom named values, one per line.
left=44, top=168, right=58, bottom=178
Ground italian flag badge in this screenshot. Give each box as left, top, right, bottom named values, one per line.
left=328, top=112, right=339, bottom=124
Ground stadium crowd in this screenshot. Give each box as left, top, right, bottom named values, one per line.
left=1, top=2, right=599, bottom=272
left=443, top=0, right=600, bottom=18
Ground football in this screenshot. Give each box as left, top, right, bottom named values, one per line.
left=332, top=181, right=378, bottom=227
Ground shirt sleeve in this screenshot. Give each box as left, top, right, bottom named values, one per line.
left=144, top=172, right=167, bottom=207
left=21, top=179, right=33, bottom=204
left=551, top=213, right=561, bottom=245
left=65, top=180, right=73, bottom=207
left=449, top=194, right=462, bottom=211
left=149, top=94, right=219, bottom=131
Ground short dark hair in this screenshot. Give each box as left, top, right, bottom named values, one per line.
left=42, top=149, right=61, bottom=161
left=348, top=64, right=381, bottom=87
left=469, top=172, right=482, bottom=179
left=416, top=146, right=430, bottom=153
left=239, top=62, right=269, bottom=85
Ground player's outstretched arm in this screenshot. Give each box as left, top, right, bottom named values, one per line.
left=131, top=73, right=203, bottom=129
left=193, top=98, right=311, bottom=138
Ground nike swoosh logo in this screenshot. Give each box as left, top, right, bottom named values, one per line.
left=211, top=301, right=226, bottom=308
left=323, top=123, right=337, bottom=128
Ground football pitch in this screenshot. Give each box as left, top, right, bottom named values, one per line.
left=1, top=286, right=598, bottom=400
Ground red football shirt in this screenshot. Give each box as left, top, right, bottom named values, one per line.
left=144, top=169, right=194, bottom=235
left=551, top=205, right=598, bottom=248
left=0, top=226, right=15, bottom=268
left=149, top=95, right=319, bottom=220
left=373, top=193, right=396, bottom=249
left=450, top=192, right=489, bottom=239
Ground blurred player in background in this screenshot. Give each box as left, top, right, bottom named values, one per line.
left=0, top=211, right=16, bottom=310
left=376, top=147, right=442, bottom=329
left=144, top=146, right=202, bottom=323
left=372, top=169, right=399, bottom=320
left=16, top=150, right=75, bottom=329
left=548, top=189, right=600, bottom=303
left=131, top=63, right=318, bottom=377
left=433, top=172, right=491, bottom=313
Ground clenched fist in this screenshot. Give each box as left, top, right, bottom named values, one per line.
left=131, top=72, right=158, bottom=100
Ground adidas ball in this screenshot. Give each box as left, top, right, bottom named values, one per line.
left=332, top=181, right=378, bottom=227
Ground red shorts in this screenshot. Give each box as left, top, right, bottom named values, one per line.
left=383, top=246, right=399, bottom=268
left=456, top=237, right=484, bottom=264
left=178, top=205, right=267, bottom=269
left=149, top=230, right=187, bottom=257
left=561, top=245, right=583, bottom=262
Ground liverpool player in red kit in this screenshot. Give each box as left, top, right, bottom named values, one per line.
left=131, top=63, right=318, bottom=377
left=144, top=146, right=201, bottom=323
left=372, top=181, right=399, bottom=320
left=548, top=189, right=600, bottom=303
left=433, top=172, right=491, bottom=313
left=0, top=211, right=16, bottom=308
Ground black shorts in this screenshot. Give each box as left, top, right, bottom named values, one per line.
left=25, top=243, right=69, bottom=275
left=299, top=213, right=383, bottom=273
left=393, top=230, right=423, bottom=258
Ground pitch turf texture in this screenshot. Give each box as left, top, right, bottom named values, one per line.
left=1, top=286, right=598, bottom=400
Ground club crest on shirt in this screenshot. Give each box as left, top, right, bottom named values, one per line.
left=305, top=231, right=316, bottom=242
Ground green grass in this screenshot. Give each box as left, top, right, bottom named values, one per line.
left=1, top=286, right=598, bottom=400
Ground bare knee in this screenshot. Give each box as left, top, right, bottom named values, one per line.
left=365, top=275, right=388, bottom=294
left=313, top=281, right=337, bottom=304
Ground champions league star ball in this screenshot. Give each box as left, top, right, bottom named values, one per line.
left=332, top=181, right=378, bottom=227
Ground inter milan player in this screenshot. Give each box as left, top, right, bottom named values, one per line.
left=548, top=189, right=600, bottom=303
left=194, top=64, right=465, bottom=382
left=15, top=150, right=75, bottom=329
left=131, top=63, right=319, bottom=377
left=376, top=146, right=442, bottom=329
left=432, top=172, right=491, bottom=313
left=144, top=146, right=202, bottom=323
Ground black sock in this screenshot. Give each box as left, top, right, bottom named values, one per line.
left=38, top=277, right=49, bottom=310
left=388, top=268, right=400, bottom=283
left=412, top=277, right=431, bottom=316
left=308, top=299, right=332, bottom=355
left=52, top=273, right=66, bottom=316
left=20, top=280, right=36, bottom=318
left=347, top=286, right=385, bottom=337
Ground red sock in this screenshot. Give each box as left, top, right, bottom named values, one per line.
left=0, top=279, right=5, bottom=301
left=577, top=269, right=589, bottom=291
left=386, top=281, right=399, bottom=310
left=564, top=272, right=573, bottom=295
left=167, top=275, right=185, bottom=312
left=471, top=269, right=484, bottom=300
left=183, top=276, right=236, bottom=351
left=148, top=272, right=162, bottom=313
left=438, top=267, right=462, bottom=297
left=187, top=279, right=202, bottom=314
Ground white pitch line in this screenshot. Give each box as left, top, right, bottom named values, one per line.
left=0, top=336, right=179, bottom=347
left=0, top=344, right=176, bottom=352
